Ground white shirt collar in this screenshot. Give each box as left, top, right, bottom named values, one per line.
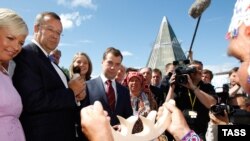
left=32, top=39, right=49, bottom=57
left=100, top=73, right=113, bottom=83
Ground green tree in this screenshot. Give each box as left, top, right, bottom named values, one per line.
left=61, top=66, right=69, bottom=77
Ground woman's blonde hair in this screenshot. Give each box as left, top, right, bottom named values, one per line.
left=0, top=8, right=28, bottom=36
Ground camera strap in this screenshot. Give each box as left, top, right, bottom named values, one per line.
left=188, top=89, right=198, bottom=119
left=188, top=85, right=200, bottom=111
left=188, top=90, right=196, bottom=111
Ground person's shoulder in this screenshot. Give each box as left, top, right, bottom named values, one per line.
left=22, top=42, right=36, bottom=49
left=200, top=81, right=216, bottom=95
left=116, top=82, right=129, bottom=91
left=116, top=81, right=126, bottom=88
left=201, top=81, right=215, bottom=89
left=150, top=84, right=163, bottom=93
left=18, top=43, right=36, bottom=56
left=86, top=76, right=100, bottom=84
left=14, top=44, right=33, bottom=61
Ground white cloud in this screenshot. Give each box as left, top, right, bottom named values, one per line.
left=121, top=51, right=133, bottom=56
left=57, top=0, right=97, bottom=10
left=204, top=63, right=237, bottom=88
left=58, top=39, right=93, bottom=47
left=58, top=42, right=76, bottom=47
left=204, top=63, right=236, bottom=74
left=79, top=39, right=93, bottom=43
left=60, top=12, right=92, bottom=29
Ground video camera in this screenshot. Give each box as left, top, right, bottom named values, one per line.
left=173, top=59, right=196, bottom=85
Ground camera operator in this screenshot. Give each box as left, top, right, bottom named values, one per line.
left=166, top=60, right=217, bottom=140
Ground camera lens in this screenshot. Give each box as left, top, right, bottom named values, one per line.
left=176, top=75, right=188, bottom=84
left=210, top=105, right=225, bottom=116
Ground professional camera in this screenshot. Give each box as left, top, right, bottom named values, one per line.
left=210, top=104, right=250, bottom=125
left=210, top=103, right=234, bottom=116
left=211, top=84, right=233, bottom=116
left=211, top=85, right=250, bottom=124
left=173, top=60, right=196, bottom=85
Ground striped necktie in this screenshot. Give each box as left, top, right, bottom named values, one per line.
left=106, top=80, right=116, bottom=111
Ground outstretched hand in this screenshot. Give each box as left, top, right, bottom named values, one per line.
left=158, top=99, right=191, bottom=141
left=80, top=101, right=113, bottom=141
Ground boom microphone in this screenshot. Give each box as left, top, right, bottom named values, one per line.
left=189, top=0, right=211, bottom=19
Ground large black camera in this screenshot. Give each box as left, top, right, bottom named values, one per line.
left=210, top=104, right=250, bottom=125
left=210, top=103, right=234, bottom=116
left=211, top=85, right=250, bottom=125
left=173, top=60, right=196, bottom=85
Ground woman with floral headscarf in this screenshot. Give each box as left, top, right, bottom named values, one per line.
left=227, top=0, right=250, bottom=94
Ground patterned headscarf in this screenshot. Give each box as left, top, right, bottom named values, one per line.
left=226, top=0, right=250, bottom=39
left=126, top=71, right=144, bottom=85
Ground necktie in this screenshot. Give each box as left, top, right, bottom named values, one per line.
left=106, top=80, right=116, bottom=111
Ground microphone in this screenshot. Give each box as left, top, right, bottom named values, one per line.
left=72, top=66, right=81, bottom=106
left=72, top=66, right=81, bottom=80
left=188, top=0, right=211, bottom=19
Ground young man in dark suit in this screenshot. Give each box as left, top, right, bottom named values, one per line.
left=85, top=47, right=133, bottom=126
left=12, top=12, right=85, bottom=141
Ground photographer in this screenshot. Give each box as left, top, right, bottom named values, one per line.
left=205, top=93, right=250, bottom=141
left=166, top=60, right=217, bottom=140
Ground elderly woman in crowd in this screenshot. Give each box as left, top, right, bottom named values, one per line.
left=126, top=71, right=158, bottom=134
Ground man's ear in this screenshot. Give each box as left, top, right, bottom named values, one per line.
left=245, top=26, right=250, bottom=37
left=34, top=24, right=39, bottom=33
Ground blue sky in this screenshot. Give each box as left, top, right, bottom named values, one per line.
left=1, top=0, right=238, bottom=86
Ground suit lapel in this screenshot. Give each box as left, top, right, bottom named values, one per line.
left=52, top=61, right=70, bottom=81
left=115, top=83, right=122, bottom=111
left=29, top=43, right=55, bottom=70
left=97, top=77, right=109, bottom=104
left=30, top=43, right=68, bottom=86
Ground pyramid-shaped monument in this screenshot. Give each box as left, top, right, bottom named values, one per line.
left=146, top=16, right=186, bottom=74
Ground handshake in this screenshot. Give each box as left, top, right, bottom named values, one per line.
left=80, top=99, right=194, bottom=141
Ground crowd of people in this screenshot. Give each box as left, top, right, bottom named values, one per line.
left=1, top=0, right=250, bottom=141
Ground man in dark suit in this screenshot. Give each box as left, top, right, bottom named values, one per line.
left=12, top=12, right=85, bottom=141
left=85, top=47, right=133, bottom=126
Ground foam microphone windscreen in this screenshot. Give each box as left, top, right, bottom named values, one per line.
left=189, top=0, right=211, bottom=19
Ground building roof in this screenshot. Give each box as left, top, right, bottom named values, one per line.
left=146, top=16, right=186, bottom=74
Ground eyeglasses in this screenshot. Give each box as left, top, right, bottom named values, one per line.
left=40, top=25, right=63, bottom=37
